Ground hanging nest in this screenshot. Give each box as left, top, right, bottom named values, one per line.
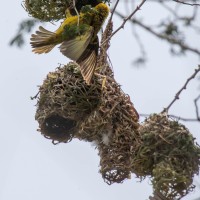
left=132, top=113, right=200, bottom=199
left=35, top=62, right=101, bottom=143
left=35, top=60, right=140, bottom=183
left=23, top=0, right=70, bottom=21
left=23, top=0, right=111, bottom=21
left=34, top=19, right=140, bottom=183
left=33, top=17, right=200, bottom=198
left=76, top=65, right=140, bottom=184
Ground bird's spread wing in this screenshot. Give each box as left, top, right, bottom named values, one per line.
left=77, top=36, right=99, bottom=85
left=30, top=26, right=57, bottom=54
left=59, top=26, right=93, bottom=61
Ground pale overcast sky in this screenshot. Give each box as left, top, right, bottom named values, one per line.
left=0, top=1, right=199, bottom=200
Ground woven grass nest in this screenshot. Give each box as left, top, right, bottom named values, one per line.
left=35, top=63, right=200, bottom=198
left=35, top=62, right=200, bottom=197
left=35, top=62, right=140, bottom=184
left=23, top=0, right=111, bottom=21
left=134, top=113, right=200, bottom=200
left=27, top=0, right=200, bottom=197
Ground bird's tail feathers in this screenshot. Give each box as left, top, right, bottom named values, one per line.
left=30, top=26, right=57, bottom=54
left=77, top=46, right=97, bottom=85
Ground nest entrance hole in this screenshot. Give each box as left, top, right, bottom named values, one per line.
left=42, top=115, right=77, bottom=141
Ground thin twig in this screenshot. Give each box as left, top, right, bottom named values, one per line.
left=118, top=0, right=197, bottom=1
left=110, top=0, right=120, bottom=21
left=163, top=65, right=200, bottom=113
left=111, top=0, right=146, bottom=38
left=172, top=0, right=200, bottom=6
left=102, top=0, right=147, bottom=45
left=114, top=10, right=200, bottom=56
left=169, top=114, right=200, bottom=122
left=131, top=28, right=147, bottom=64
left=194, top=94, right=200, bottom=120
left=160, top=0, right=198, bottom=21
left=30, top=91, right=40, bottom=100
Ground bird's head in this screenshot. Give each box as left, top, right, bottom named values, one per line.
left=95, top=3, right=110, bottom=18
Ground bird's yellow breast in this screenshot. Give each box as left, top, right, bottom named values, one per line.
left=55, top=15, right=82, bottom=35
left=55, top=3, right=109, bottom=37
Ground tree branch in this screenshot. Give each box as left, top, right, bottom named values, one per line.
left=102, top=0, right=147, bottom=45
left=194, top=94, right=200, bottom=120
left=110, top=0, right=120, bottom=21
left=114, top=10, right=200, bottom=57
left=168, top=114, right=200, bottom=122
left=160, top=0, right=198, bottom=22
left=172, top=0, right=200, bottom=6
left=111, top=0, right=147, bottom=38
left=163, top=65, right=200, bottom=113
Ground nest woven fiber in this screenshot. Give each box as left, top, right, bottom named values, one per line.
left=133, top=113, right=200, bottom=199
left=76, top=66, right=140, bottom=184
left=32, top=11, right=200, bottom=198
left=35, top=61, right=140, bottom=183
left=33, top=44, right=200, bottom=199
left=35, top=62, right=101, bottom=143
left=23, top=0, right=111, bottom=21
left=23, top=0, right=70, bottom=21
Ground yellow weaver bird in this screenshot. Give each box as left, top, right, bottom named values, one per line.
left=30, top=3, right=109, bottom=84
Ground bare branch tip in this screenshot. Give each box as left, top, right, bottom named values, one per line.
left=163, top=65, right=200, bottom=112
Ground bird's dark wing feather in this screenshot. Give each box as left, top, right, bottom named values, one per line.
left=77, top=36, right=99, bottom=85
